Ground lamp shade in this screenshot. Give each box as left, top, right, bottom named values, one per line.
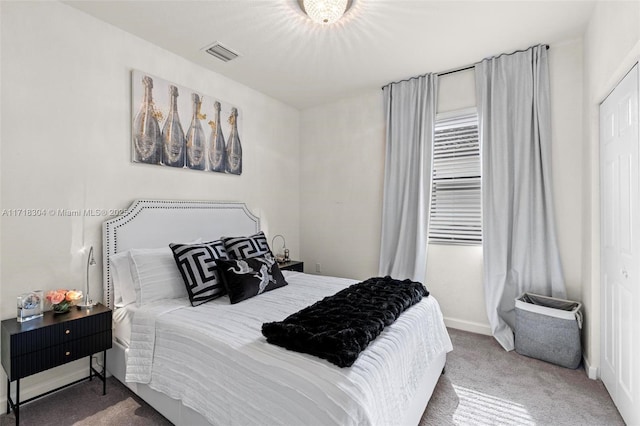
left=303, top=0, right=348, bottom=24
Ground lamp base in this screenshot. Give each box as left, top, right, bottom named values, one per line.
left=76, top=303, right=95, bottom=309
left=77, top=296, right=96, bottom=309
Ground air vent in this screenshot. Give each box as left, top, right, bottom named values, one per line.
left=203, top=42, right=239, bottom=62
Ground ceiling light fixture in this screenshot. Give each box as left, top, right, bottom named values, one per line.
left=302, top=0, right=349, bottom=24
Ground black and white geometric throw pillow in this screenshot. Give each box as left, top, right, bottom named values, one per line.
left=221, top=231, right=272, bottom=260
left=169, top=240, right=229, bottom=306
left=216, top=256, right=288, bottom=304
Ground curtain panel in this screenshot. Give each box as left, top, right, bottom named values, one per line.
left=475, top=45, right=566, bottom=351
left=379, top=75, right=437, bottom=282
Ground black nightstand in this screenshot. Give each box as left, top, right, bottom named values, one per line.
left=278, top=260, right=304, bottom=272
left=1, top=304, right=112, bottom=425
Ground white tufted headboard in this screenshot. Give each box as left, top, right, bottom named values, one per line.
left=102, top=199, right=260, bottom=308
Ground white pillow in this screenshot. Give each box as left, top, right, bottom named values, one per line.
left=128, top=247, right=188, bottom=305
left=110, top=251, right=137, bottom=307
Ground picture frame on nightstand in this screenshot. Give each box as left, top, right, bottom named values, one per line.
left=16, top=290, right=44, bottom=323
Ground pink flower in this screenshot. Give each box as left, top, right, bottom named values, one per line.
left=45, top=289, right=82, bottom=306
left=65, top=290, right=83, bottom=302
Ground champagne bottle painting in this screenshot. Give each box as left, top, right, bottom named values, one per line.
left=162, top=85, right=185, bottom=168
left=132, top=76, right=162, bottom=164
left=131, top=70, right=243, bottom=175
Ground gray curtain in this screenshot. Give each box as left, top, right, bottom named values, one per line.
left=475, top=45, right=566, bottom=351
left=379, top=75, right=437, bottom=282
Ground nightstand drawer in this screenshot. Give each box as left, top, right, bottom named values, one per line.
left=8, top=330, right=112, bottom=380
left=9, top=310, right=111, bottom=356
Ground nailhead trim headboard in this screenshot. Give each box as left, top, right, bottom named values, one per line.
left=102, top=200, right=260, bottom=308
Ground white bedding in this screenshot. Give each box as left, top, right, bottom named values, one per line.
left=124, top=272, right=453, bottom=426
left=112, top=303, right=138, bottom=347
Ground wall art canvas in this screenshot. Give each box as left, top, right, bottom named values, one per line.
left=131, top=70, right=242, bottom=175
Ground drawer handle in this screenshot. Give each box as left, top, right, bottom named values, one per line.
left=65, top=329, right=70, bottom=335
left=65, top=351, right=71, bottom=356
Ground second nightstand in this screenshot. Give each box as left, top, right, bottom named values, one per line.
left=278, top=260, right=304, bottom=272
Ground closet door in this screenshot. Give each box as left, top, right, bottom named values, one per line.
left=600, top=63, right=639, bottom=426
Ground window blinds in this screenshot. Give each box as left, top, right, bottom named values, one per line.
left=429, top=109, right=482, bottom=245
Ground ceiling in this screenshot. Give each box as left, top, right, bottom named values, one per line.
left=65, top=0, right=596, bottom=109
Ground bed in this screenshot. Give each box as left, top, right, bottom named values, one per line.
left=103, top=199, right=453, bottom=425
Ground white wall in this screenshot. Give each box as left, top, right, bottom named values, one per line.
left=582, top=1, right=640, bottom=378
left=300, top=40, right=585, bottom=338
left=299, top=90, right=385, bottom=279
left=0, top=1, right=300, bottom=402
left=550, top=40, right=584, bottom=305
left=437, top=69, right=476, bottom=113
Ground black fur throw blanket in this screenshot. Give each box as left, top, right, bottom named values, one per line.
left=261, top=276, right=429, bottom=367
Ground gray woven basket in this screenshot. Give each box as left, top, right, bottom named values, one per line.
left=515, top=293, right=582, bottom=369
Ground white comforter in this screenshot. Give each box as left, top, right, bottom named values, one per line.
left=125, top=272, right=452, bottom=426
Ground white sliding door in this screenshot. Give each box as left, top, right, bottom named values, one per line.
left=600, top=63, right=640, bottom=426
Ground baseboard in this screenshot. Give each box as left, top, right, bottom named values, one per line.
left=1, top=367, right=90, bottom=410
left=444, top=317, right=492, bottom=336
left=583, top=355, right=598, bottom=380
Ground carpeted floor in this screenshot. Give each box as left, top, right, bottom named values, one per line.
left=0, top=376, right=172, bottom=426
left=421, top=329, right=624, bottom=426
left=1, top=328, right=624, bottom=425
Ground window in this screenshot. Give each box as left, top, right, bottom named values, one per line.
left=429, top=108, right=482, bottom=245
